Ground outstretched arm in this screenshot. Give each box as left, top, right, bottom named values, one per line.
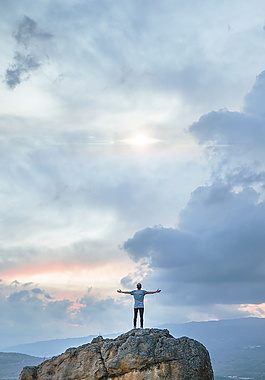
left=117, top=289, right=131, bottom=294
left=147, top=289, right=161, bottom=294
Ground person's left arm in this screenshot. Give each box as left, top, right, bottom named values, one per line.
left=147, top=289, right=161, bottom=294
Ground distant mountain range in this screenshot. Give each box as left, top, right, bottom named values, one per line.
left=4, top=333, right=118, bottom=358
left=3, top=317, right=265, bottom=379
left=0, top=352, right=44, bottom=380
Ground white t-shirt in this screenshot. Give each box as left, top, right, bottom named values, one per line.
left=130, top=289, right=148, bottom=308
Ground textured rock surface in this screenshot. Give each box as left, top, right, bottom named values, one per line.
left=19, top=328, right=214, bottom=380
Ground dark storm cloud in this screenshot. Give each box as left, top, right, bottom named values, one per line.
left=4, top=16, right=53, bottom=89
left=123, top=185, right=265, bottom=305
left=122, top=71, right=265, bottom=308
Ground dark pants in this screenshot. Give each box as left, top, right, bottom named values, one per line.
left=133, top=308, right=144, bottom=328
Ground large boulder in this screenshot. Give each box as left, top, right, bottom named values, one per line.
left=19, top=328, right=214, bottom=379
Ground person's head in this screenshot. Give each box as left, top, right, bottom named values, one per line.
left=136, top=283, right=142, bottom=290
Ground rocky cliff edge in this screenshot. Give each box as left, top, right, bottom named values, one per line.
left=19, top=328, right=214, bottom=380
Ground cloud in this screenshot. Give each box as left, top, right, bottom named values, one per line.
left=76, top=289, right=129, bottom=330
left=244, top=70, right=265, bottom=119
left=13, top=15, right=52, bottom=46
left=189, top=71, right=265, bottom=172
left=0, top=239, right=122, bottom=276
left=123, top=185, right=265, bottom=303
left=0, top=281, right=125, bottom=347
left=4, top=16, right=53, bottom=89
left=122, top=71, right=265, bottom=316
left=0, top=121, right=204, bottom=280
left=5, top=52, right=41, bottom=88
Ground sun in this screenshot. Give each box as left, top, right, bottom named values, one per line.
left=121, top=133, right=160, bottom=147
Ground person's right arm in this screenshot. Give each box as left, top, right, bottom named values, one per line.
left=117, top=289, right=131, bottom=294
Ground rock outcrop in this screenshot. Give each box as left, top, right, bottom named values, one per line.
left=19, top=328, right=214, bottom=380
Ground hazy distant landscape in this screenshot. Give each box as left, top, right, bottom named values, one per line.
left=161, top=318, right=265, bottom=379
left=2, top=317, right=265, bottom=379
left=0, top=352, right=44, bottom=380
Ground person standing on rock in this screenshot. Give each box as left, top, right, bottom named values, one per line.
left=117, top=283, right=161, bottom=329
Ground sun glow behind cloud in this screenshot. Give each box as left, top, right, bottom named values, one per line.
left=120, top=133, right=160, bottom=148
left=0, top=258, right=138, bottom=300
left=66, top=134, right=204, bottom=158
left=238, top=303, right=265, bottom=318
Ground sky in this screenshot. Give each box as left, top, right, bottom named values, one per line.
left=1, top=0, right=265, bottom=348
